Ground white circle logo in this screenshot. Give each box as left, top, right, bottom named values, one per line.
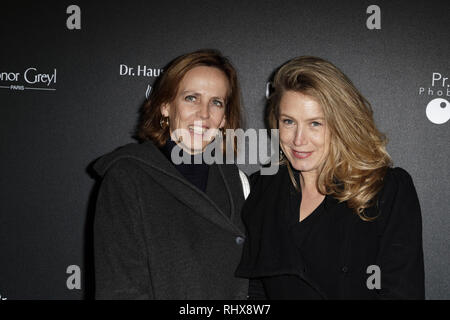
left=426, top=98, right=450, bottom=124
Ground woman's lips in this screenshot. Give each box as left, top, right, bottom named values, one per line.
left=292, top=150, right=313, bottom=159
left=188, top=126, right=208, bottom=135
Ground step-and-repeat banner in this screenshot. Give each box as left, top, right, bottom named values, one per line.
left=1, top=0, right=449, bottom=299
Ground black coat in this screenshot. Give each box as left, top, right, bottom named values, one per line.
left=235, top=165, right=425, bottom=299
left=93, top=140, right=248, bottom=299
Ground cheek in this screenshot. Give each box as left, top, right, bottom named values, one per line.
left=171, top=103, right=193, bottom=126
left=210, top=108, right=226, bottom=125
left=310, top=131, right=330, bottom=159
left=279, top=127, right=295, bottom=150
left=279, top=126, right=292, bottom=140
left=310, top=131, right=327, bottom=148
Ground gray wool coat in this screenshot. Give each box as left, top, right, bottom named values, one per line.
left=93, top=140, right=249, bottom=299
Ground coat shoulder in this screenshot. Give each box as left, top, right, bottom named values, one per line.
left=380, top=167, right=417, bottom=201
left=92, top=142, right=151, bottom=177
left=248, top=164, right=288, bottom=190
left=374, top=166, right=421, bottom=231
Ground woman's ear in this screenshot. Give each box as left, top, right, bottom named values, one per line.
left=160, top=103, right=170, bottom=117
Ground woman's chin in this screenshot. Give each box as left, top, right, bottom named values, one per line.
left=181, top=141, right=209, bottom=154
left=288, top=158, right=312, bottom=172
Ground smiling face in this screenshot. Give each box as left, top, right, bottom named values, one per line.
left=161, top=66, right=228, bottom=153
left=278, top=90, right=330, bottom=176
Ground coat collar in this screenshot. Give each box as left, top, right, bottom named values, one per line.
left=93, top=140, right=244, bottom=235
left=289, top=165, right=341, bottom=212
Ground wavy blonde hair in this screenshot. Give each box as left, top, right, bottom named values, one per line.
left=267, top=56, right=392, bottom=221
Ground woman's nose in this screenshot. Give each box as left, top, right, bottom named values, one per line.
left=294, top=127, right=307, bottom=146
left=198, top=102, right=210, bottom=119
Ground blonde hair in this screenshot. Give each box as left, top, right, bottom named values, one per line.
left=267, top=56, right=392, bottom=221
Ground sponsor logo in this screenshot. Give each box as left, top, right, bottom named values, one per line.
left=419, top=72, right=450, bottom=124
left=0, top=67, right=57, bottom=92
left=146, top=85, right=152, bottom=99
left=426, top=98, right=450, bottom=124
left=119, top=64, right=162, bottom=77
left=119, top=64, right=162, bottom=99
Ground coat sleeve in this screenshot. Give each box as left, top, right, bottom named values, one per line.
left=375, top=168, right=425, bottom=299
left=94, top=161, right=153, bottom=299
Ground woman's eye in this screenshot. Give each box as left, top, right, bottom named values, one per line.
left=311, top=121, right=322, bottom=127
left=282, top=119, right=294, bottom=125
left=185, top=95, right=196, bottom=102
left=212, top=99, right=224, bottom=107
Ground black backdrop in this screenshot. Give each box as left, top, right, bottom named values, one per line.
left=1, top=0, right=449, bottom=299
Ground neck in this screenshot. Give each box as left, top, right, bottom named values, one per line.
left=162, top=138, right=207, bottom=165
left=299, top=171, right=320, bottom=195
left=169, top=132, right=207, bottom=155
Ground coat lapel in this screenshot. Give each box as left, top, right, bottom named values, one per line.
left=206, top=164, right=231, bottom=219
left=94, top=140, right=245, bottom=235
left=138, top=141, right=244, bottom=235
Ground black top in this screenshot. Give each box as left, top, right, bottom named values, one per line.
left=259, top=169, right=341, bottom=299
left=160, top=138, right=210, bottom=193
left=236, top=164, right=425, bottom=299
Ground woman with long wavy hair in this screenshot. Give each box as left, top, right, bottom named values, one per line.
left=235, top=56, right=424, bottom=299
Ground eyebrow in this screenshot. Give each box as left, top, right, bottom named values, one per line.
left=180, top=90, right=225, bottom=100
left=180, top=90, right=199, bottom=95
left=279, top=114, right=324, bottom=121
